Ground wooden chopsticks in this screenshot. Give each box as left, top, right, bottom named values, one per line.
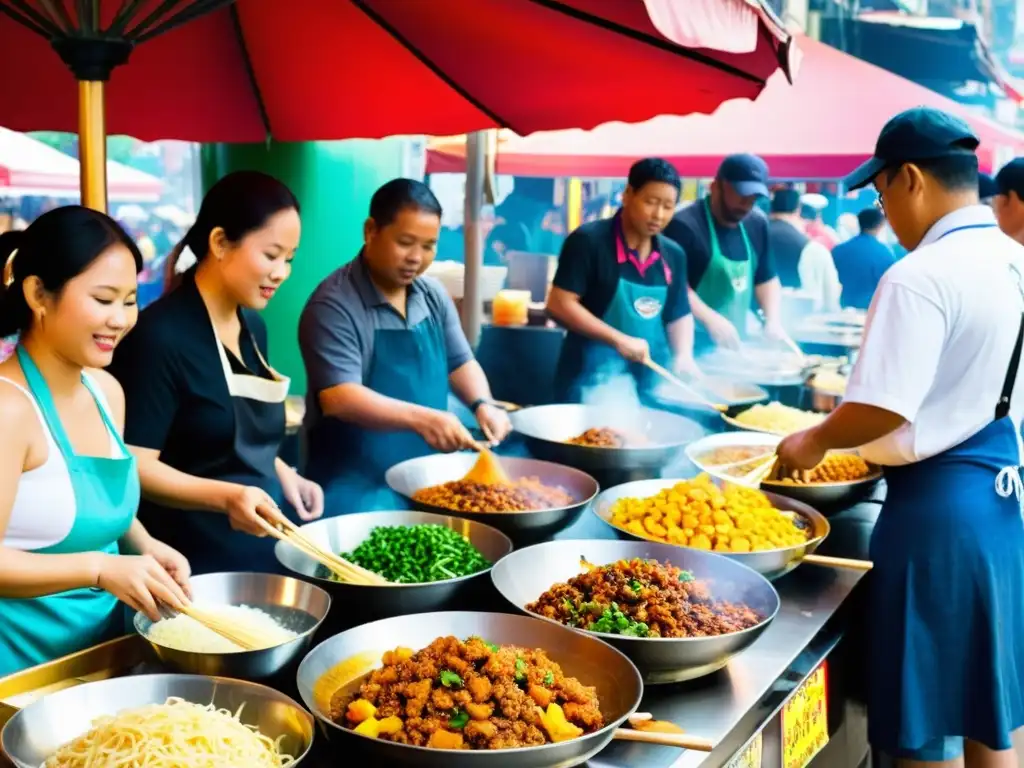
left=256, top=517, right=388, bottom=585
left=802, top=554, right=874, bottom=571
left=643, top=358, right=727, bottom=413
left=735, top=454, right=778, bottom=487
left=174, top=604, right=264, bottom=651
left=612, top=713, right=715, bottom=751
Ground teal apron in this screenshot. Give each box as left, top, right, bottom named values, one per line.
left=694, top=197, right=755, bottom=352
left=306, top=312, right=450, bottom=515
left=557, top=213, right=672, bottom=402
left=0, top=347, right=140, bottom=676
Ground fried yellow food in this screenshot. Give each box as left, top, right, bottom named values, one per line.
left=774, top=453, right=872, bottom=484
left=608, top=474, right=810, bottom=552
left=733, top=402, right=825, bottom=435
left=413, top=479, right=574, bottom=513
left=333, top=636, right=603, bottom=750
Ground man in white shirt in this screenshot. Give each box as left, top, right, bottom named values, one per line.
left=767, top=188, right=841, bottom=312
left=778, top=106, right=1024, bottom=767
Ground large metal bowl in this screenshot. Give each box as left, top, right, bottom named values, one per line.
left=1, top=673, right=315, bottom=767
left=590, top=479, right=830, bottom=581
left=510, top=403, right=702, bottom=472
left=133, top=572, right=331, bottom=680
left=491, top=539, right=779, bottom=684
left=296, top=611, right=643, bottom=768
left=385, top=453, right=599, bottom=542
left=686, top=431, right=882, bottom=513
left=275, top=511, right=514, bottom=621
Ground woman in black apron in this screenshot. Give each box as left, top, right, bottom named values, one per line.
left=108, top=172, right=324, bottom=575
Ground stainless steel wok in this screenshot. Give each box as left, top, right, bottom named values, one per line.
left=275, top=511, right=513, bottom=621
left=133, top=572, right=331, bottom=681
left=590, top=478, right=830, bottom=581
left=510, top=403, right=702, bottom=472
left=385, top=453, right=598, bottom=542
left=296, top=611, right=644, bottom=768
left=1, top=674, right=315, bottom=767
left=490, top=539, right=779, bottom=683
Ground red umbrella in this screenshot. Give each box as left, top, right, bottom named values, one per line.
left=0, top=0, right=796, bottom=208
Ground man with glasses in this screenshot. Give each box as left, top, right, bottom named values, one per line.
left=662, top=154, right=789, bottom=350
left=778, top=106, right=1024, bottom=767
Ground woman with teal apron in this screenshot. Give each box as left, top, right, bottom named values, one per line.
left=0, top=206, right=189, bottom=677
left=693, top=197, right=756, bottom=352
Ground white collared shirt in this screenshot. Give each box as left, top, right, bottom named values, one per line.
left=846, top=205, right=1024, bottom=466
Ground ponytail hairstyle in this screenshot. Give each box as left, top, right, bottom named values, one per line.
left=0, top=206, right=142, bottom=339
left=165, top=171, right=299, bottom=294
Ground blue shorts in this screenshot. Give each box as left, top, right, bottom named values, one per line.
left=893, top=737, right=964, bottom=761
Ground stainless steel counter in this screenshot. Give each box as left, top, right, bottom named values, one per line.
left=554, top=500, right=879, bottom=767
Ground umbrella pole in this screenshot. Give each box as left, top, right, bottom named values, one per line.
left=462, top=131, right=486, bottom=347
left=78, top=80, right=108, bottom=213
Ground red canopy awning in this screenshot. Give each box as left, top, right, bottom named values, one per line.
left=0, top=0, right=796, bottom=143
left=0, top=128, right=163, bottom=201
left=427, top=35, right=1024, bottom=179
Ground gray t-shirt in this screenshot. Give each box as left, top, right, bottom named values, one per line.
left=298, top=255, right=473, bottom=423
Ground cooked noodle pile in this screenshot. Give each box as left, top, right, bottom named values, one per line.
left=45, top=697, right=295, bottom=767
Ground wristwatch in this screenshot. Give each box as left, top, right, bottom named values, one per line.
left=470, top=398, right=498, bottom=414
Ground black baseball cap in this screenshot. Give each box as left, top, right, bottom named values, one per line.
left=995, top=158, right=1024, bottom=198
left=717, top=153, right=770, bottom=197
left=978, top=172, right=998, bottom=199
left=844, top=106, right=980, bottom=191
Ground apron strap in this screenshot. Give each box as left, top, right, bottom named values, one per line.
left=995, top=313, right=1024, bottom=420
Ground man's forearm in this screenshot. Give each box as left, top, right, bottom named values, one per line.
left=318, top=383, right=428, bottom=431
left=547, top=288, right=624, bottom=347
left=809, top=402, right=906, bottom=451
left=666, top=314, right=695, bottom=361
left=449, top=361, right=492, bottom=407
left=755, top=278, right=783, bottom=325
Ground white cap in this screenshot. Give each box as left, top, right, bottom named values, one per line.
left=800, top=193, right=829, bottom=211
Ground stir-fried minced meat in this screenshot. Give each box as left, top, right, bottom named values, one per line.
left=412, top=479, right=574, bottom=513
left=332, top=636, right=604, bottom=750
left=565, top=428, right=649, bottom=448
left=527, top=558, right=763, bottom=638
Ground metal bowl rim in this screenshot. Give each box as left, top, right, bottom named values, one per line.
left=133, top=571, right=332, bottom=655
left=0, top=672, right=316, bottom=765
left=386, top=454, right=602, bottom=516
left=510, top=404, right=697, bottom=450
left=760, top=470, right=883, bottom=490
left=275, top=511, right=515, bottom=590
left=298, top=610, right=643, bottom=758
left=590, top=478, right=831, bottom=555
left=491, top=539, right=781, bottom=645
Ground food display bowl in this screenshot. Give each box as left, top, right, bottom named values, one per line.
left=510, top=403, right=701, bottom=473
left=491, top=539, right=779, bottom=683
left=133, top=572, right=330, bottom=681
left=296, top=611, right=643, bottom=768
left=686, top=431, right=882, bottom=513
left=385, top=453, right=599, bottom=543
left=590, top=478, right=831, bottom=581
left=1, top=673, right=315, bottom=767
left=275, top=511, right=513, bottom=621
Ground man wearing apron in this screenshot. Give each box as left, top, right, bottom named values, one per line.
left=778, top=107, right=1024, bottom=765
left=548, top=158, right=697, bottom=402
left=662, top=154, right=788, bottom=351
left=299, top=179, right=512, bottom=515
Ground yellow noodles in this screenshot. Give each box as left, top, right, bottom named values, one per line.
left=45, top=697, right=295, bottom=767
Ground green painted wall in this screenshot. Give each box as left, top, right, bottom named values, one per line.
left=200, top=140, right=406, bottom=395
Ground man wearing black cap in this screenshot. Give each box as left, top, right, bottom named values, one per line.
left=662, top=153, right=787, bottom=350
left=767, top=188, right=840, bottom=312
left=992, top=158, right=1024, bottom=243
left=777, top=106, right=1024, bottom=766
left=978, top=171, right=999, bottom=207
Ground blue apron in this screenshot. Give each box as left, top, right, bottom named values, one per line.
left=868, top=222, right=1024, bottom=755
left=306, top=314, right=450, bottom=516
left=0, top=347, right=140, bottom=676
left=558, top=214, right=673, bottom=402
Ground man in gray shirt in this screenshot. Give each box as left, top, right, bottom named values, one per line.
left=298, top=179, right=512, bottom=515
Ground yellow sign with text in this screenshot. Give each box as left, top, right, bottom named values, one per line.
left=727, top=732, right=763, bottom=768
left=782, top=662, right=829, bottom=768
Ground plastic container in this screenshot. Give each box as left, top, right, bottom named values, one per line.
left=492, top=289, right=531, bottom=326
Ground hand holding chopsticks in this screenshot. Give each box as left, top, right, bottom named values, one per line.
left=253, top=516, right=389, bottom=586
